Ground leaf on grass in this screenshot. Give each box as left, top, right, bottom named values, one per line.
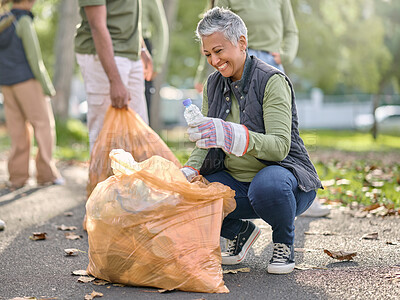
left=65, top=232, right=82, bottom=240
left=78, top=276, right=96, bottom=283
left=223, top=267, right=250, bottom=274
left=324, top=249, right=357, bottom=261
left=84, top=291, right=103, bottom=300
left=93, top=279, right=110, bottom=286
left=321, top=179, right=335, bottom=187
left=295, top=264, right=328, bottom=270
left=64, top=248, right=79, bottom=256
left=57, top=224, right=77, bottom=231
left=336, top=179, right=351, bottom=186
left=30, top=232, right=47, bottom=241
left=72, top=269, right=88, bottom=276
left=361, top=232, right=378, bottom=240
left=363, top=203, right=381, bottom=212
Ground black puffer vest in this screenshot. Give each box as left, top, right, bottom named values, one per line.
left=200, top=56, right=322, bottom=192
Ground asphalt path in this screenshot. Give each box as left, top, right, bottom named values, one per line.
left=0, top=159, right=399, bottom=300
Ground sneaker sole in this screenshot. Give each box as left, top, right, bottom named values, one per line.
left=221, top=226, right=261, bottom=265
left=267, top=262, right=295, bottom=274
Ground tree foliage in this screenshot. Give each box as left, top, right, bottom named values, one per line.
left=289, top=0, right=392, bottom=94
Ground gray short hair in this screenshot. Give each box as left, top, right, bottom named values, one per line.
left=196, top=7, right=247, bottom=46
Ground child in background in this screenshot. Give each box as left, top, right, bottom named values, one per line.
left=0, top=0, right=63, bottom=189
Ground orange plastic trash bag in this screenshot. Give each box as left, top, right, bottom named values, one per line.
left=87, top=106, right=181, bottom=198
left=86, top=149, right=236, bottom=293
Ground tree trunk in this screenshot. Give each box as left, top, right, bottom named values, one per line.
left=52, top=0, right=79, bottom=120
left=150, top=0, right=178, bottom=132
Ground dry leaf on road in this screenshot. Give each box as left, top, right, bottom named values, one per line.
left=72, top=269, right=88, bottom=276
left=223, top=267, right=250, bottom=274
left=84, top=291, right=103, bottom=300
left=57, top=224, right=77, bottom=231
left=64, top=248, right=79, bottom=256
left=29, top=232, right=47, bottom=241
left=65, top=232, right=82, bottom=240
left=324, top=249, right=357, bottom=261
left=78, top=276, right=96, bottom=283
left=361, top=232, right=379, bottom=240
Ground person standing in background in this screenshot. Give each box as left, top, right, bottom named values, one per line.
left=0, top=0, right=64, bottom=190
left=74, top=0, right=153, bottom=152
left=142, top=0, right=169, bottom=125
left=194, top=0, right=329, bottom=218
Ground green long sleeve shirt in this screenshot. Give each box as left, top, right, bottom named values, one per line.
left=17, top=16, right=55, bottom=96
left=142, top=0, right=169, bottom=73
left=186, top=73, right=292, bottom=182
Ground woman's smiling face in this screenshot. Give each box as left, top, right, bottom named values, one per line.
left=202, top=31, right=247, bottom=82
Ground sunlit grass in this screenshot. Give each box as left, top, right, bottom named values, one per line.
left=301, top=130, right=400, bottom=152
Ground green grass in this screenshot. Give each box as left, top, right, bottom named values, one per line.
left=301, top=129, right=400, bottom=152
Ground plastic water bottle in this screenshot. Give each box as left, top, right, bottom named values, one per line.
left=183, top=98, right=204, bottom=126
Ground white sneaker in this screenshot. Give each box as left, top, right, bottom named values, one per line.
left=300, top=199, right=330, bottom=217
left=53, top=177, right=66, bottom=185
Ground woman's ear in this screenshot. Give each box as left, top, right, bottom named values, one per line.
left=238, top=35, right=247, bottom=51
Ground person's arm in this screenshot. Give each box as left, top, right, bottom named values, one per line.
left=280, top=0, right=299, bottom=65
left=246, top=74, right=292, bottom=161
left=148, top=0, right=169, bottom=77
left=17, top=16, right=55, bottom=97
left=140, top=38, right=153, bottom=81
left=84, top=5, right=128, bottom=109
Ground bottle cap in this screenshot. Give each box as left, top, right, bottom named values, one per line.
left=182, top=98, right=192, bottom=107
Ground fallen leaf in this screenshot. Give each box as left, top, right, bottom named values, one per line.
left=363, top=203, right=381, bottom=212
left=84, top=291, right=103, bottom=300
left=64, top=248, right=79, bottom=256
left=336, top=179, right=351, bottom=185
left=386, top=241, right=400, bottom=245
left=223, top=267, right=250, bottom=274
left=65, top=232, right=82, bottom=240
left=30, top=232, right=47, bottom=241
left=113, top=283, right=125, bottom=287
left=72, top=269, right=88, bottom=276
left=57, top=224, right=77, bottom=231
left=304, top=231, right=336, bottom=236
left=93, top=279, right=110, bottom=286
left=361, top=232, right=378, bottom=240
left=324, top=249, right=357, bottom=261
left=295, top=264, right=328, bottom=270
left=78, top=276, right=96, bottom=283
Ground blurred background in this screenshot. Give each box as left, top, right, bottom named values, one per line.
left=0, top=0, right=399, bottom=208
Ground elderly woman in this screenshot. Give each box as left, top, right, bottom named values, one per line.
left=181, top=7, right=322, bottom=274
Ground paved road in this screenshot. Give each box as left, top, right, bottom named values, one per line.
left=0, top=159, right=399, bottom=300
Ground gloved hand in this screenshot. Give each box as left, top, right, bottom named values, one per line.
left=187, top=118, right=249, bottom=156
left=180, top=166, right=199, bottom=182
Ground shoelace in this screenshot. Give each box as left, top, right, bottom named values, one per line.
left=271, top=243, right=290, bottom=263
left=225, top=236, right=238, bottom=255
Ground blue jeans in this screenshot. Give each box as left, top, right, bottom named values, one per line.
left=205, top=166, right=316, bottom=245
left=248, top=48, right=285, bottom=73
